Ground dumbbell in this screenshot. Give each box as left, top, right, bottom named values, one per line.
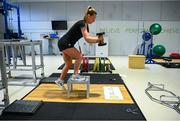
left=96, top=32, right=107, bottom=46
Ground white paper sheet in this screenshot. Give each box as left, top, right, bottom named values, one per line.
left=104, top=87, right=123, bottom=100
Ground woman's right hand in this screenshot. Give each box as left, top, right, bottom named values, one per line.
left=98, top=35, right=104, bottom=44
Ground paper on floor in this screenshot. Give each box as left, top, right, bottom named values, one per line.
left=104, top=87, right=123, bottom=100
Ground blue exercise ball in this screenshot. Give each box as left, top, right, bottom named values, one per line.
left=142, top=32, right=151, bottom=41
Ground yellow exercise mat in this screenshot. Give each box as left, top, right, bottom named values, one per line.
left=23, top=84, right=134, bottom=104
left=153, top=59, right=180, bottom=63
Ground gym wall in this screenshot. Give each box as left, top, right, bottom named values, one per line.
left=10, top=1, right=180, bottom=56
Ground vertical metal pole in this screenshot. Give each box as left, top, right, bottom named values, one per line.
left=87, top=76, right=90, bottom=98
left=3, top=0, right=9, bottom=39
left=20, top=45, right=26, bottom=66
left=16, top=7, right=22, bottom=38
left=30, top=40, right=36, bottom=82
left=18, top=45, right=24, bottom=65
left=150, top=36, right=153, bottom=58
left=149, top=36, right=153, bottom=63
left=11, top=44, right=16, bottom=69
left=0, top=44, right=10, bottom=107
left=142, top=31, right=146, bottom=55
left=4, top=45, right=11, bottom=78
left=39, top=40, right=44, bottom=78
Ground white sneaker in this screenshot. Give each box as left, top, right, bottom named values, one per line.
left=55, top=79, right=66, bottom=90
left=71, top=74, right=86, bottom=82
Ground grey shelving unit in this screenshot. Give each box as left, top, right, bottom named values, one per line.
left=0, top=39, right=45, bottom=83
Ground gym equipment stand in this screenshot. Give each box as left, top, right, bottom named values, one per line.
left=0, top=39, right=45, bottom=83
left=145, top=82, right=180, bottom=114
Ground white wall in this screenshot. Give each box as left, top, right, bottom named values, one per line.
left=10, top=1, right=180, bottom=56
left=96, top=21, right=180, bottom=56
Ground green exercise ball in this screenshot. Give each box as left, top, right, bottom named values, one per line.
left=153, top=45, right=166, bottom=57
left=150, top=23, right=162, bottom=35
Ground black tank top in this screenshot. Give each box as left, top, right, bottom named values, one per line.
left=60, top=20, right=89, bottom=46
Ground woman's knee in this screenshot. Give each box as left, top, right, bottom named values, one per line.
left=65, top=61, right=72, bottom=69
left=78, top=54, right=83, bottom=60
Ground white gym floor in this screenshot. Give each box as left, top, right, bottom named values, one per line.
left=1, top=55, right=180, bottom=121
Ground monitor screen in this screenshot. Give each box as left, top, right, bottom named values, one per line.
left=51, top=20, right=67, bottom=30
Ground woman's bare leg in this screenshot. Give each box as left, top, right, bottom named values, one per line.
left=63, top=47, right=83, bottom=75
left=59, top=52, right=72, bottom=80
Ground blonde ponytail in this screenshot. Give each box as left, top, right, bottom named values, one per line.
left=84, top=6, right=97, bottom=21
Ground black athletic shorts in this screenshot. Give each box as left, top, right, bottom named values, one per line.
left=58, top=38, right=74, bottom=52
